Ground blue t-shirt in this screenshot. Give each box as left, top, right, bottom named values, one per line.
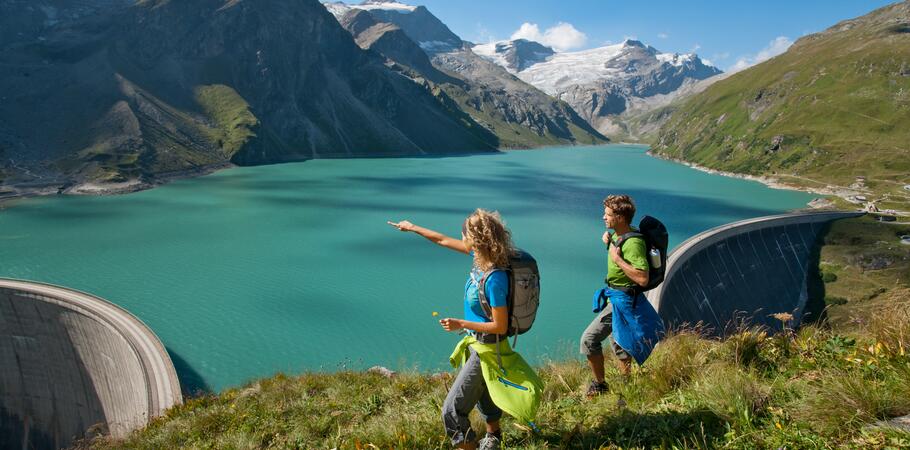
left=464, top=267, right=508, bottom=323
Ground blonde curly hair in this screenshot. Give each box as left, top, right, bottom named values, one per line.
left=462, top=209, right=514, bottom=271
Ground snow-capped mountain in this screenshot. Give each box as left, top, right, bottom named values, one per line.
left=324, top=0, right=462, bottom=52
left=474, top=38, right=723, bottom=136
left=323, top=0, right=606, bottom=147
left=472, top=39, right=555, bottom=72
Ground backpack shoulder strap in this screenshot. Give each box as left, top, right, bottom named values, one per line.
left=615, top=231, right=644, bottom=249
left=477, top=268, right=508, bottom=320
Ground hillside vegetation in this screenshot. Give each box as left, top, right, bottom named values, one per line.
left=87, top=294, right=910, bottom=448
left=654, top=1, right=910, bottom=210
left=816, top=215, right=910, bottom=328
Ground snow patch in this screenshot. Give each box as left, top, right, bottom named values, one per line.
left=355, top=0, right=417, bottom=13
left=656, top=52, right=695, bottom=67
left=420, top=40, right=458, bottom=51
left=515, top=43, right=626, bottom=95
left=471, top=42, right=512, bottom=70
left=322, top=0, right=415, bottom=20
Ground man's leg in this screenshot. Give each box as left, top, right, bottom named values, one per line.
left=587, top=353, right=606, bottom=383
left=580, top=303, right=614, bottom=393
left=610, top=339, right=633, bottom=377
left=617, top=358, right=632, bottom=377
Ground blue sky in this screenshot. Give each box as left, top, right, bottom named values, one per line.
left=411, top=0, right=897, bottom=71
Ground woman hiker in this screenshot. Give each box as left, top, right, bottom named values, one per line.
left=388, top=209, right=541, bottom=450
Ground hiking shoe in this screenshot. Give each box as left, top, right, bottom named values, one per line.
left=585, top=380, right=609, bottom=398
left=478, top=433, right=502, bottom=450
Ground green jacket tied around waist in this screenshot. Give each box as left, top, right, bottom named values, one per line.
left=449, top=335, right=544, bottom=427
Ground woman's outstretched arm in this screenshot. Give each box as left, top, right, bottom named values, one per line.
left=387, top=220, right=469, bottom=254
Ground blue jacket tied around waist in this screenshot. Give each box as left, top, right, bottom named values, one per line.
left=600, top=287, right=665, bottom=365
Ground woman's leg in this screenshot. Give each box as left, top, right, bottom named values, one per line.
left=442, top=349, right=490, bottom=449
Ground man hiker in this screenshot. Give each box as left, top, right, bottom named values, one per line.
left=580, top=194, right=664, bottom=397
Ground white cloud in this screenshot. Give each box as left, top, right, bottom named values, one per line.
left=510, top=22, right=587, bottom=51
left=474, top=23, right=496, bottom=44
left=713, top=52, right=731, bottom=61
left=729, top=36, right=793, bottom=73
left=657, top=33, right=669, bottom=39
left=702, top=58, right=714, bottom=67
left=691, top=43, right=701, bottom=52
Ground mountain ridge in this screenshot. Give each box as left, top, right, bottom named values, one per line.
left=327, top=0, right=607, bottom=148
left=0, top=0, right=503, bottom=194
left=652, top=0, right=910, bottom=210
left=474, top=38, right=723, bottom=138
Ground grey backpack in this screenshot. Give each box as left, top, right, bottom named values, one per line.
left=478, top=249, right=541, bottom=338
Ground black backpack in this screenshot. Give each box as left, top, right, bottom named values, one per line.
left=614, top=215, right=669, bottom=296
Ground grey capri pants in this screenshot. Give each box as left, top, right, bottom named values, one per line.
left=580, top=302, right=631, bottom=360
left=442, top=347, right=503, bottom=445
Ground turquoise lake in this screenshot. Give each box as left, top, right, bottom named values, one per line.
left=0, top=145, right=816, bottom=392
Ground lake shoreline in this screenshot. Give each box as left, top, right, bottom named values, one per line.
left=0, top=162, right=235, bottom=208
left=646, top=151, right=861, bottom=210
left=2, top=145, right=831, bottom=210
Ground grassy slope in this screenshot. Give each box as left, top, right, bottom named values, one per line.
left=653, top=2, right=910, bottom=207
left=87, top=217, right=910, bottom=450
left=194, top=85, right=260, bottom=158
left=817, top=216, right=910, bottom=327
left=86, top=312, right=910, bottom=449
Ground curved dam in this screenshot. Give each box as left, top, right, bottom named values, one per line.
left=649, top=211, right=864, bottom=335
left=0, top=278, right=182, bottom=449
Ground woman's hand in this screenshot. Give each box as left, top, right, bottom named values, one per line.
left=387, top=220, right=415, bottom=232
left=439, top=318, right=464, bottom=332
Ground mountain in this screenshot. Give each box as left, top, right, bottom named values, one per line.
left=326, top=0, right=461, bottom=52
left=472, top=39, right=555, bottom=72
left=653, top=1, right=910, bottom=201
left=474, top=39, right=723, bottom=138
left=0, top=0, right=499, bottom=191
left=326, top=1, right=606, bottom=148
left=0, top=0, right=133, bottom=47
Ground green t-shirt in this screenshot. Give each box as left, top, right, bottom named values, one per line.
left=606, top=232, right=649, bottom=287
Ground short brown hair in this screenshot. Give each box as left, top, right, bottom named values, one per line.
left=603, top=194, right=636, bottom=224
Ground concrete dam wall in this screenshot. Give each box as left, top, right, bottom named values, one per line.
left=649, top=211, right=864, bottom=335
left=0, top=278, right=182, bottom=449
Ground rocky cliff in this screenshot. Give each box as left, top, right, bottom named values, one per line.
left=328, top=1, right=606, bottom=148
left=0, top=0, right=498, bottom=190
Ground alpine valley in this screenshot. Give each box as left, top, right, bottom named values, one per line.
left=0, top=0, right=728, bottom=198
left=0, top=0, right=610, bottom=197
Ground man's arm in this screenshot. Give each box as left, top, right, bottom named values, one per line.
left=609, top=242, right=649, bottom=287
